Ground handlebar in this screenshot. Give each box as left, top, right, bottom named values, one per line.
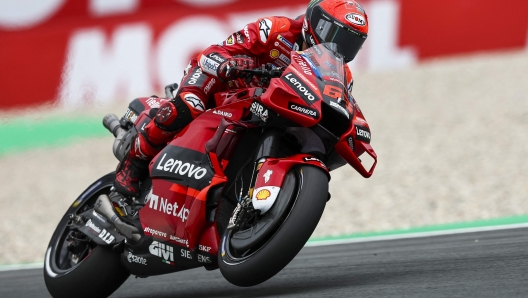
left=165, top=83, right=179, bottom=99
left=239, top=68, right=284, bottom=78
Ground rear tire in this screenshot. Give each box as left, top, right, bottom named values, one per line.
left=44, top=173, right=130, bottom=298
left=219, top=166, right=328, bottom=287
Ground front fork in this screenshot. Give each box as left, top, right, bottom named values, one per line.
left=227, top=127, right=331, bottom=229
left=228, top=129, right=282, bottom=229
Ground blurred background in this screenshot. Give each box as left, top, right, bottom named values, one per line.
left=1, top=0, right=527, bottom=265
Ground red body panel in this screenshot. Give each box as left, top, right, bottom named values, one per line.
left=262, top=52, right=324, bottom=127
left=334, top=104, right=376, bottom=178
left=254, top=154, right=329, bottom=190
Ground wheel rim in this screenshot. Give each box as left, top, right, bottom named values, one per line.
left=45, top=182, right=113, bottom=276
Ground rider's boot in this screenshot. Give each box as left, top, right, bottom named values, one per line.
left=113, top=98, right=196, bottom=197
left=114, top=132, right=160, bottom=197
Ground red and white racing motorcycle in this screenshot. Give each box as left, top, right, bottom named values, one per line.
left=44, top=43, right=377, bottom=298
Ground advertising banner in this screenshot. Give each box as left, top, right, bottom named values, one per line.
left=1, top=0, right=527, bottom=109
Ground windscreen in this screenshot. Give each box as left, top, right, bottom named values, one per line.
left=298, top=43, right=347, bottom=102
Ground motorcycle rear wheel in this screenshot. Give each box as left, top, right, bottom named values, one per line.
left=44, top=173, right=130, bottom=298
left=219, top=166, right=328, bottom=287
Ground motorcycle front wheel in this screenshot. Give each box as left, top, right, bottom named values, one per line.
left=44, top=172, right=130, bottom=298
left=219, top=166, right=328, bottom=287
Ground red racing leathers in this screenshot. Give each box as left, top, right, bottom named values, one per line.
left=114, top=15, right=355, bottom=196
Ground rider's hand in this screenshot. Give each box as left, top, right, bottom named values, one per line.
left=217, top=56, right=255, bottom=81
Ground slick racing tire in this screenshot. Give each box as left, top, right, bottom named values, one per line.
left=44, top=173, right=130, bottom=298
left=219, top=166, right=328, bottom=287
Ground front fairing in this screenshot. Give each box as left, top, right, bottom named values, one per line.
left=261, top=43, right=377, bottom=177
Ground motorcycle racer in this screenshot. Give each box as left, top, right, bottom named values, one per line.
left=114, top=0, right=369, bottom=197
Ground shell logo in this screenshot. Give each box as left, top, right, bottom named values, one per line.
left=270, top=49, right=280, bottom=59
left=256, top=189, right=271, bottom=200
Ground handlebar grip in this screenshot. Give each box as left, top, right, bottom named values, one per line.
left=102, top=114, right=121, bottom=137
left=165, top=83, right=179, bottom=99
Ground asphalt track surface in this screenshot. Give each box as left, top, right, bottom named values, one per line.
left=2, top=228, right=528, bottom=298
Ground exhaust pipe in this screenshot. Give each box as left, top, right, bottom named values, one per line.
left=95, top=194, right=142, bottom=243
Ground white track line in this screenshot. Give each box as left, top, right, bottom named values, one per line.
left=2, top=223, right=528, bottom=272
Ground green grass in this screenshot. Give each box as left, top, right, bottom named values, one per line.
left=0, top=116, right=109, bottom=156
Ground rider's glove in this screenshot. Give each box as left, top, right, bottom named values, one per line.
left=217, top=56, right=255, bottom=82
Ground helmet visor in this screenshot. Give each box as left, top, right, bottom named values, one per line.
left=310, top=6, right=367, bottom=62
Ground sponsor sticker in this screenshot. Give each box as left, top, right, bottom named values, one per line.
left=256, top=189, right=271, bottom=200
left=274, top=42, right=290, bottom=53
left=303, top=156, right=327, bottom=169
left=270, top=49, right=280, bottom=59
left=181, top=249, right=192, bottom=260
left=85, top=219, right=101, bottom=234
left=308, top=34, right=316, bottom=46
left=250, top=101, right=269, bottom=122
left=98, top=229, right=115, bottom=244
left=288, top=102, right=319, bottom=119
left=201, top=58, right=219, bottom=74
left=282, top=72, right=317, bottom=105
left=329, top=101, right=350, bottom=119
left=186, top=67, right=203, bottom=85
left=277, top=34, right=293, bottom=49
left=127, top=251, right=147, bottom=265
left=355, top=125, right=371, bottom=143
left=243, top=25, right=251, bottom=42
left=279, top=54, right=291, bottom=64
left=263, top=169, right=273, bottom=183
left=146, top=192, right=190, bottom=222
left=225, top=35, right=235, bottom=45
left=151, top=147, right=213, bottom=190
left=146, top=97, right=161, bottom=108
left=259, top=18, right=272, bottom=43
left=213, top=110, right=232, bottom=117
left=149, top=241, right=174, bottom=265
left=292, top=55, right=313, bottom=76
left=123, top=108, right=138, bottom=124
left=235, top=32, right=244, bottom=44
left=144, top=227, right=167, bottom=238
left=170, top=235, right=189, bottom=246
left=204, top=78, right=215, bottom=94
left=345, top=13, right=366, bottom=27
left=251, top=186, right=281, bottom=214
left=347, top=136, right=354, bottom=151
left=207, top=52, right=226, bottom=63
left=183, top=94, right=205, bottom=112
left=199, top=245, right=212, bottom=252
left=198, top=254, right=212, bottom=263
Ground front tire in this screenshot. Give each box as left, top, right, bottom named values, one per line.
left=219, top=166, right=328, bottom=287
left=44, top=173, right=130, bottom=298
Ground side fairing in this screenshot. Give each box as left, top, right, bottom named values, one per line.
left=261, top=51, right=324, bottom=127
left=140, top=99, right=253, bottom=260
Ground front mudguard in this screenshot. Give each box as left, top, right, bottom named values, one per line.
left=251, top=154, right=329, bottom=214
